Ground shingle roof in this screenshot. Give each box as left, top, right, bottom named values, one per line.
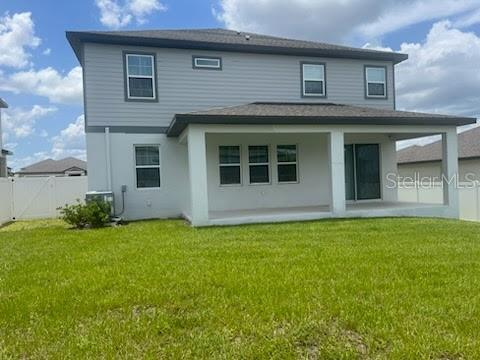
left=167, top=102, right=476, bottom=137
left=0, top=98, right=8, bottom=108
left=398, top=126, right=480, bottom=164
left=66, top=28, right=408, bottom=64
left=1, top=149, right=13, bottom=156
left=17, top=157, right=87, bottom=174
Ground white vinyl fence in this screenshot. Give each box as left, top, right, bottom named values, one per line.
left=0, top=176, right=88, bottom=224
left=398, top=182, right=480, bottom=221
left=0, top=178, right=13, bottom=224
left=2, top=177, right=480, bottom=224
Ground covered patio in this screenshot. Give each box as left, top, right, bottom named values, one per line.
left=208, top=202, right=451, bottom=226
left=167, top=102, right=475, bottom=226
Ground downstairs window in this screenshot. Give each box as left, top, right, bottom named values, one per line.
left=277, top=145, right=298, bottom=183
left=135, top=145, right=160, bottom=188
left=219, top=146, right=241, bottom=185
left=249, top=145, right=270, bottom=184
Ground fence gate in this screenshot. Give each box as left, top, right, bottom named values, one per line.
left=11, top=176, right=88, bottom=220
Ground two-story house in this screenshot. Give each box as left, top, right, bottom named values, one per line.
left=0, top=98, right=12, bottom=178
left=67, top=29, right=475, bottom=226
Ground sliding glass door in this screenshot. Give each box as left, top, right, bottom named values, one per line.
left=344, top=144, right=381, bottom=201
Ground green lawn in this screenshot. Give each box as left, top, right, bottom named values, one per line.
left=1, top=218, right=480, bottom=359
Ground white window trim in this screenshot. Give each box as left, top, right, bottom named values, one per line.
left=126, top=54, right=156, bottom=100
left=248, top=145, right=271, bottom=185
left=219, top=145, right=242, bottom=186
left=302, top=63, right=325, bottom=97
left=134, top=144, right=161, bottom=190
left=365, top=67, right=386, bottom=98
left=276, top=145, right=299, bottom=184
left=194, top=57, right=221, bottom=69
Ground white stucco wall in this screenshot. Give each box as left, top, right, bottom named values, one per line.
left=87, top=130, right=399, bottom=220
left=206, top=133, right=331, bottom=211
left=86, top=132, right=189, bottom=220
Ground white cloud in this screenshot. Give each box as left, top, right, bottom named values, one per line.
left=358, top=0, right=479, bottom=39
left=2, top=105, right=57, bottom=139
left=393, top=20, right=480, bottom=149
left=0, top=66, right=83, bottom=104
left=214, top=0, right=480, bottom=44
left=3, top=142, right=18, bottom=151
left=453, top=7, right=480, bottom=27
left=8, top=151, right=49, bottom=172
left=0, top=12, right=40, bottom=68
left=51, top=115, right=86, bottom=160
left=95, top=0, right=166, bottom=28
left=8, top=115, right=86, bottom=171
left=396, top=21, right=480, bottom=117
left=42, top=48, right=51, bottom=56
left=362, top=43, right=393, bottom=52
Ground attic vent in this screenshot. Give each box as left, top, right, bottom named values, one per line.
left=245, top=35, right=250, bottom=40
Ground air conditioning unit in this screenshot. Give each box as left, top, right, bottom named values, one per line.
left=85, top=191, right=115, bottom=217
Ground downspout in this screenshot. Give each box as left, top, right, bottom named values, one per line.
left=105, top=127, right=112, bottom=191
left=105, top=127, right=125, bottom=218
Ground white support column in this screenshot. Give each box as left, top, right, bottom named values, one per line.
left=442, top=129, right=459, bottom=218
left=187, top=125, right=209, bottom=226
left=329, top=130, right=346, bottom=214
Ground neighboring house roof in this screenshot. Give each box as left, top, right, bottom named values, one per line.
left=0, top=98, right=8, bottom=108
left=397, top=126, right=480, bottom=164
left=1, top=149, right=13, bottom=156
left=167, top=102, right=476, bottom=137
left=66, top=28, right=408, bottom=65
left=17, top=157, right=87, bottom=175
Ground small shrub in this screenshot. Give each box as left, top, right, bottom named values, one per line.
left=85, top=200, right=111, bottom=228
left=60, top=201, right=88, bottom=229
left=60, top=200, right=111, bottom=229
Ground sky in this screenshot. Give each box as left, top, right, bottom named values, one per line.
left=0, top=0, right=479, bottom=170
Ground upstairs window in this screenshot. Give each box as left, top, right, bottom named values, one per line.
left=135, top=145, right=160, bottom=188
left=302, top=62, right=325, bottom=97
left=249, top=145, right=270, bottom=184
left=365, top=66, right=387, bottom=98
left=219, top=146, right=241, bottom=185
left=125, top=53, right=156, bottom=100
left=193, top=56, right=222, bottom=70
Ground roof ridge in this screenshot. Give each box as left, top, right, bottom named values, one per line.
left=252, top=101, right=343, bottom=106
left=86, top=28, right=396, bottom=54
left=67, top=28, right=409, bottom=64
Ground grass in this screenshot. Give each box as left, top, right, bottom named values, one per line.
left=1, top=217, right=480, bottom=359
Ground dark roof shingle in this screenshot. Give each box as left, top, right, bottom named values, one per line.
left=167, top=102, right=475, bottom=137
left=398, top=126, right=480, bottom=164
left=18, top=157, right=87, bottom=174
left=67, top=28, right=408, bottom=64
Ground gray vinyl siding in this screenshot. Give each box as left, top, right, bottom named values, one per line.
left=83, top=43, right=395, bottom=128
